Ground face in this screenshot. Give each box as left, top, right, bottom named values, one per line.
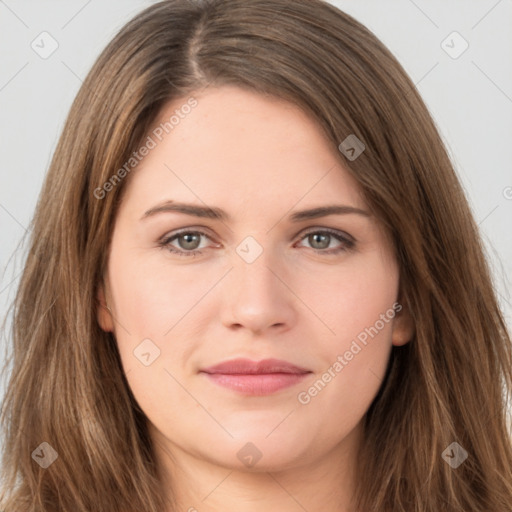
left=97, top=85, right=413, bottom=475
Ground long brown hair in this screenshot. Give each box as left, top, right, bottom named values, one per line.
left=1, top=0, right=511, bottom=510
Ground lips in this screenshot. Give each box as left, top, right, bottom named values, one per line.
left=201, top=358, right=310, bottom=375
left=200, top=358, right=312, bottom=395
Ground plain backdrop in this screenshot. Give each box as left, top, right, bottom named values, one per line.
left=0, top=0, right=511, bottom=406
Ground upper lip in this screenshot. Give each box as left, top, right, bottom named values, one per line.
left=201, top=358, right=311, bottom=375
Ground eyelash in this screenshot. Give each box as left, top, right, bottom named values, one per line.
left=158, top=228, right=356, bottom=258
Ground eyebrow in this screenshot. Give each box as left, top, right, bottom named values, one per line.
left=140, top=200, right=371, bottom=222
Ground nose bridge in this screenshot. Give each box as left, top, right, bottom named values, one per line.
left=233, top=237, right=282, bottom=303
left=221, top=235, right=295, bottom=333
left=236, top=249, right=276, bottom=292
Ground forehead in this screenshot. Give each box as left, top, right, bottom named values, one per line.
left=121, top=86, right=366, bottom=218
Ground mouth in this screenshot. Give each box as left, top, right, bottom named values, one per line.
left=199, top=358, right=312, bottom=396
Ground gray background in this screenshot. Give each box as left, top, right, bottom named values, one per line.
left=1, top=0, right=511, bottom=406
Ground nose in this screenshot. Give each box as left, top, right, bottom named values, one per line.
left=220, top=248, right=297, bottom=336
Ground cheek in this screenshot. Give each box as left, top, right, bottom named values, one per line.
left=106, top=244, right=224, bottom=396
left=295, top=311, right=395, bottom=439
left=106, top=250, right=205, bottom=423
left=107, top=246, right=211, bottom=338
left=294, top=251, right=398, bottom=420
left=301, top=248, right=399, bottom=348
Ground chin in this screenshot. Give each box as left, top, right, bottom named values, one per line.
left=197, top=429, right=315, bottom=472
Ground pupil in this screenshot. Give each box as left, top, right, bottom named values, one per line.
left=311, top=233, right=329, bottom=249
left=181, top=234, right=199, bottom=250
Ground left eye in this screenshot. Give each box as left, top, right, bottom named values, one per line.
left=297, top=230, right=355, bottom=253
left=159, top=228, right=355, bottom=258
left=159, top=231, right=213, bottom=257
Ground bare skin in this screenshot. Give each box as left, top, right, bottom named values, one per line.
left=97, top=85, right=414, bottom=512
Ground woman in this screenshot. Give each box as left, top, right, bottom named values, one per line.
left=1, top=0, right=511, bottom=510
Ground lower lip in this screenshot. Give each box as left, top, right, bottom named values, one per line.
left=201, top=372, right=310, bottom=395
